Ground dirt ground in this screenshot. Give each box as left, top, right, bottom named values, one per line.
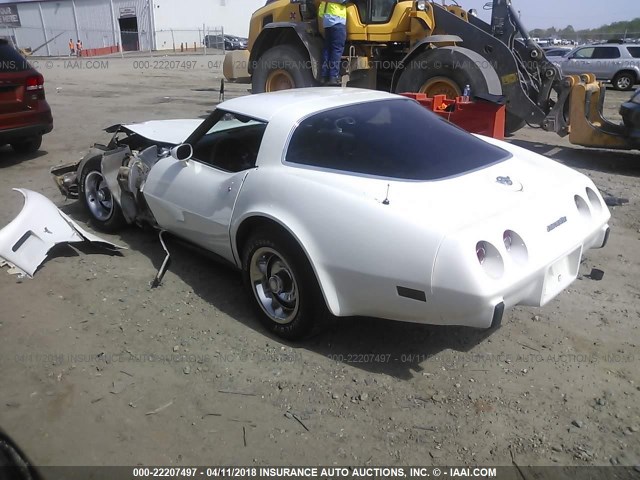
left=0, top=54, right=639, bottom=469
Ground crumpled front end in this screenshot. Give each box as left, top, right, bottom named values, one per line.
left=0, top=189, right=124, bottom=277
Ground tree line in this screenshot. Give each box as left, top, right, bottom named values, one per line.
left=530, top=17, right=640, bottom=41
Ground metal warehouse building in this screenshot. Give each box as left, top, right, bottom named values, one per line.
left=0, top=0, right=265, bottom=56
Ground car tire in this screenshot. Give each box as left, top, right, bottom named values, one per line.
left=10, top=135, right=42, bottom=154
left=242, top=229, right=326, bottom=340
left=612, top=71, right=635, bottom=91
left=78, top=156, right=127, bottom=232
left=252, top=45, right=316, bottom=93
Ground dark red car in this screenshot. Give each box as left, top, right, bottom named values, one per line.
left=0, top=39, right=53, bottom=153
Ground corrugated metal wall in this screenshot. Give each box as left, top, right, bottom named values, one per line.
left=4, top=0, right=260, bottom=54
left=74, top=0, right=115, bottom=51
left=7, top=0, right=153, bottom=55
left=40, top=1, right=76, bottom=56
left=112, top=0, right=153, bottom=50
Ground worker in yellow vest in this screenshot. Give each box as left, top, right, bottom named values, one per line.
left=318, top=0, right=347, bottom=86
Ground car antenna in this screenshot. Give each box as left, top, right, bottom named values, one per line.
left=382, top=184, right=390, bottom=205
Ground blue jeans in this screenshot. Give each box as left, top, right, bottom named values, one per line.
left=322, top=23, right=346, bottom=80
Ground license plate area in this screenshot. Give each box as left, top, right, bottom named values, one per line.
left=541, top=246, right=582, bottom=305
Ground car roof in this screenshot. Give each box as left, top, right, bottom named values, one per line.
left=218, top=87, right=398, bottom=122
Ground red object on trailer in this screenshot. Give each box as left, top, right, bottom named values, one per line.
left=399, top=93, right=506, bottom=140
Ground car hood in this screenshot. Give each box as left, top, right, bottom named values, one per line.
left=108, top=119, right=203, bottom=145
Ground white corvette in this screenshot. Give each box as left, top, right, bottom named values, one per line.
left=52, top=88, right=610, bottom=339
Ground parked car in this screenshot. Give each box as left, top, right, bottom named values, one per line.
left=51, top=88, right=611, bottom=340
left=542, top=46, right=572, bottom=58
left=555, top=43, right=640, bottom=90
left=203, top=34, right=247, bottom=50
left=0, top=39, right=53, bottom=153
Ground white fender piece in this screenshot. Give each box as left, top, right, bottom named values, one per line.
left=0, top=188, right=125, bottom=278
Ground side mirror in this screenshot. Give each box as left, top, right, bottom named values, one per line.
left=170, top=143, right=193, bottom=162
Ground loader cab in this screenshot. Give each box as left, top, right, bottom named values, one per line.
left=343, top=0, right=415, bottom=43
left=352, top=0, right=398, bottom=23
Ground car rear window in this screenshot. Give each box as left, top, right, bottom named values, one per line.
left=0, top=41, right=31, bottom=72
left=285, top=99, right=511, bottom=180
left=627, top=46, right=640, bottom=58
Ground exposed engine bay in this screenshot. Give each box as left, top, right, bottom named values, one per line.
left=52, top=124, right=178, bottom=229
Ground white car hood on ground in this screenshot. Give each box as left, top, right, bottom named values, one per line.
left=120, top=119, right=203, bottom=145
left=0, top=189, right=124, bottom=277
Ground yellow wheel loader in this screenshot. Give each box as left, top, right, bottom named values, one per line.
left=223, top=0, right=639, bottom=149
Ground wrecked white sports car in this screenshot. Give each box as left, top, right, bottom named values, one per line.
left=52, top=88, right=611, bottom=339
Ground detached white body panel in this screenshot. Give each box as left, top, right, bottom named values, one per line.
left=0, top=189, right=123, bottom=277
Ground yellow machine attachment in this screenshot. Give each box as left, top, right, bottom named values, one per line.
left=566, top=74, right=637, bottom=150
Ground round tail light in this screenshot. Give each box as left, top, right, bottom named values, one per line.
left=475, top=241, right=504, bottom=279
left=503, top=231, right=513, bottom=251
left=476, top=242, right=487, bottom=264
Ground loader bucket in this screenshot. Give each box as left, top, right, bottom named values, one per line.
left=400, top=93, right=506, bottom=139
left=567, top=74, right=636, bottom=150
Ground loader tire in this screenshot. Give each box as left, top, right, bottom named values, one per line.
left=395, top=48, right=493, bottom=100
left=505, top=113, right=526, bottom=136
left=252, top=45, right=316, bottom=93
left=396, top=47, right=527, bottom=135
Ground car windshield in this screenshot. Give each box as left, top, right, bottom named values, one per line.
left=285, top=99, right=511, bottom=180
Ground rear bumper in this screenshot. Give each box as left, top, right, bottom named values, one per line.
left=0, top=104, right=53, bottom=143
left=0, top=123, right=52, bottom=143
left=386, top=221, right=610, bottom=330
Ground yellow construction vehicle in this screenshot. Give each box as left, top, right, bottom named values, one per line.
left=223, top=0, right=639, bottom=149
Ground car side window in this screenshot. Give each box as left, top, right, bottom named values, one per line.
left=592, top=47, right=621, bottom=59
left=191, top=114, right=267, bottom=173
left=573, top=48, right=594, bottom=59
left=626, top=46, right=640, bottom=58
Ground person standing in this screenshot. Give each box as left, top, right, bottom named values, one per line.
left=319, top=0, right=347, bottom=86
left=68, top=38, right=75, bottom=56
left=76, top=39, right=82, bottom=57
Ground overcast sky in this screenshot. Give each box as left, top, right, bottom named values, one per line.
left=464, top=0, right=640, bottom=31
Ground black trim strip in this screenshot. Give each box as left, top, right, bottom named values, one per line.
left=491, top=302, right=505, bottom=329
left=12, top=231, right=32, bottom=253
left=396, top=286, right=426, bottom=302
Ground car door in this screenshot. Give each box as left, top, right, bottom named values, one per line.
left=590, top=46, right=622, bottom=80
left=142, top=114, right=267, bottom=264
left=561, top=47, right=594, bottom=76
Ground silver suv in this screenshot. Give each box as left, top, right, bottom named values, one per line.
left=555, top=43, right=640, bottom=90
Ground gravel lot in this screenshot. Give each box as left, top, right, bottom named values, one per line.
left=0, top=54, right=639, bottom=469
